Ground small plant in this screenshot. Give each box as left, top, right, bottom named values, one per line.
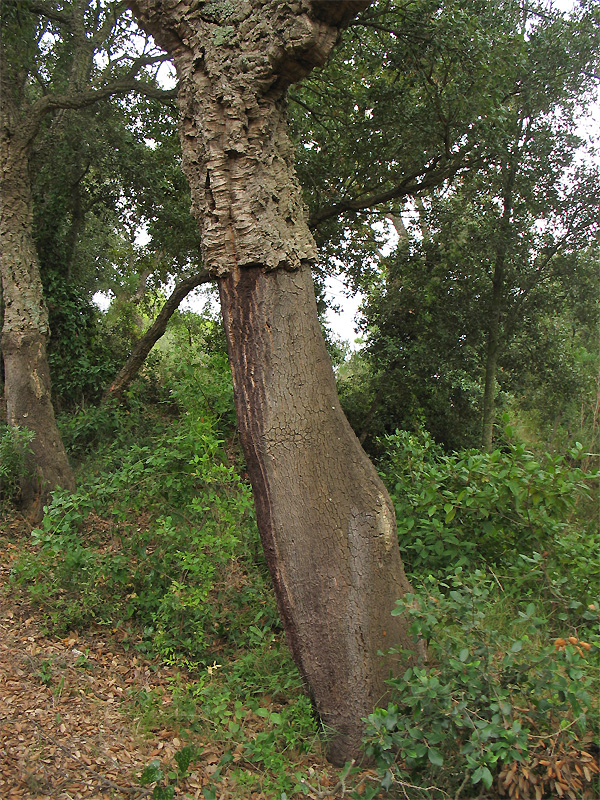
left=0, top=424, right=35, bottom=507
left=73, top=649, right=91, bottom=668
left=38, top=658, right=54, bottom=686
left=138, top=744, right=202, bottom=800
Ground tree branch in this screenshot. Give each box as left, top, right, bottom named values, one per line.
left=308, top=155, right=468, bottom=228
left=103, top=269, right=213, bottom=404
left=25, top=72, right=176, bottom=141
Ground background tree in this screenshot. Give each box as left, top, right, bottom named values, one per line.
left=1, top=0, right=174, bottom=512
left=336, top=0, right=600, bottom=451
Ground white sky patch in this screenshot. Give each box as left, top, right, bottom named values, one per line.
left=92, top=291, right=113, bottom=312
left=324, top=275, right=363, bottom=349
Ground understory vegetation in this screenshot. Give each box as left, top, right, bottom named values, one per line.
left=2, top=0, right=600, bottom=796
left=3, top=329, right=598, bottom=799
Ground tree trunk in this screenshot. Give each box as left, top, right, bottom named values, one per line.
left=219, top=263, right=417, bottom=763
left=129, top=0, right=421, bottom=764
left=481, top=264, right=503, bottom=451
left=481, top=162, right=517, bottom=451
left=1, top=115, right=75, bottom=514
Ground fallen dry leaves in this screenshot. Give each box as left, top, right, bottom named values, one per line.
left=0, top=529, right=222, bottom=799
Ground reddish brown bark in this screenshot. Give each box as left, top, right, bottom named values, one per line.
left=219, top=263, right=417, bottom=763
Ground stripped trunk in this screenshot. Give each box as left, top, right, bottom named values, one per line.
left=129, top=0, right=421, bottom=763
left=219, top=264, right=417, bottom=763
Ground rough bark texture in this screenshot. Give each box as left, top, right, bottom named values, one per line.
left=128, top=0, right=420, bottom=764
left=1, top=103, right=76, bottom=512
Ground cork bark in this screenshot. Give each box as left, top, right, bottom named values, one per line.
left=128, top=0, right=421, bottom=763
left=1, top=101, right=76, bottom=513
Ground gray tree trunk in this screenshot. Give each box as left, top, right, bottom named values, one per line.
left=481, top=162, right=516, bottom=451
left=1, top=104, right=75, bottom=514
left=129, top=0, right=422, bottom=763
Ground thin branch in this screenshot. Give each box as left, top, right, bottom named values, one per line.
left=103, top=269, right=213, bottom=404
left=5, top=0, right=75, bottom=26
left=308, top=155, right=469, bottom=228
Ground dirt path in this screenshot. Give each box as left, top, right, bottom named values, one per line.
left=0, top=529, right=211, bottom=799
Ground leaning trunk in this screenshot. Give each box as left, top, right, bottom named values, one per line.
left=0, top=116, right=75, bottom=513
left=103, top=269, right=211, bottom=404
left=219, top=263, right=416, bottom=763
left=129, top=0, right=420, bottom=763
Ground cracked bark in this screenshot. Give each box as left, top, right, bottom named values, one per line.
left=128, top=0, right=421, bottom=763
left=1, top=104, right=75, bottom=513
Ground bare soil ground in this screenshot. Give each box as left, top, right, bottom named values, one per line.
left=0, top=519, right=232, bottom=799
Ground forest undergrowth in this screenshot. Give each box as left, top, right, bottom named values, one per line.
left=1, top=347, right=599, bottom=800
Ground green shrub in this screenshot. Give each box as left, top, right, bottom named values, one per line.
left=0, top=424, right=35, bottom=507
left=12, top=354, right=266, bottom=666
left=364, top=570, right=599, bottom=799
left=380, top=427, right=598, bottom=605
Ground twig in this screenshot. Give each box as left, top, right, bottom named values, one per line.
left=454, top=771, right=471, bottom=800
left=362, top=770, right=452, bottom=799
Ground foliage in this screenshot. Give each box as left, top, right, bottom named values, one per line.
left=325, top=0, right=600, bottom=451
left=379, top=426, right=599, bottom=606
left=0, top=424, right=35, bottom=508
left=339, top=235, right=485, bottom=452
left=4, top=1, right=600, bottom=793
left=138, top=744, right=201, bottom=800
left=134, top=639, right=322, bottom=798
left=364, top=571, right=600, bottom=799
left=12, top=352, right=264, bottom=666
left=43, top=271, right=122, bottom=409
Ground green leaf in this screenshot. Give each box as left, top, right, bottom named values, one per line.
left=153, top=787, right=174, bottom=800
left=381, top=770, right=394, bottom=790
left=479, top=767, right=493, bottom=788
left=428, top=747, right=444, bottom=766
left=140, top=762, right=163, bottom=786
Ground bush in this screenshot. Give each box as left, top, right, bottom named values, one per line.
left=379, top=427, right=599, bottom=605
left=364, top=570, right=600, bottom=799
left=0, top=424, right=35, bottom=507
left=12, top=354, right=268, bottom=666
